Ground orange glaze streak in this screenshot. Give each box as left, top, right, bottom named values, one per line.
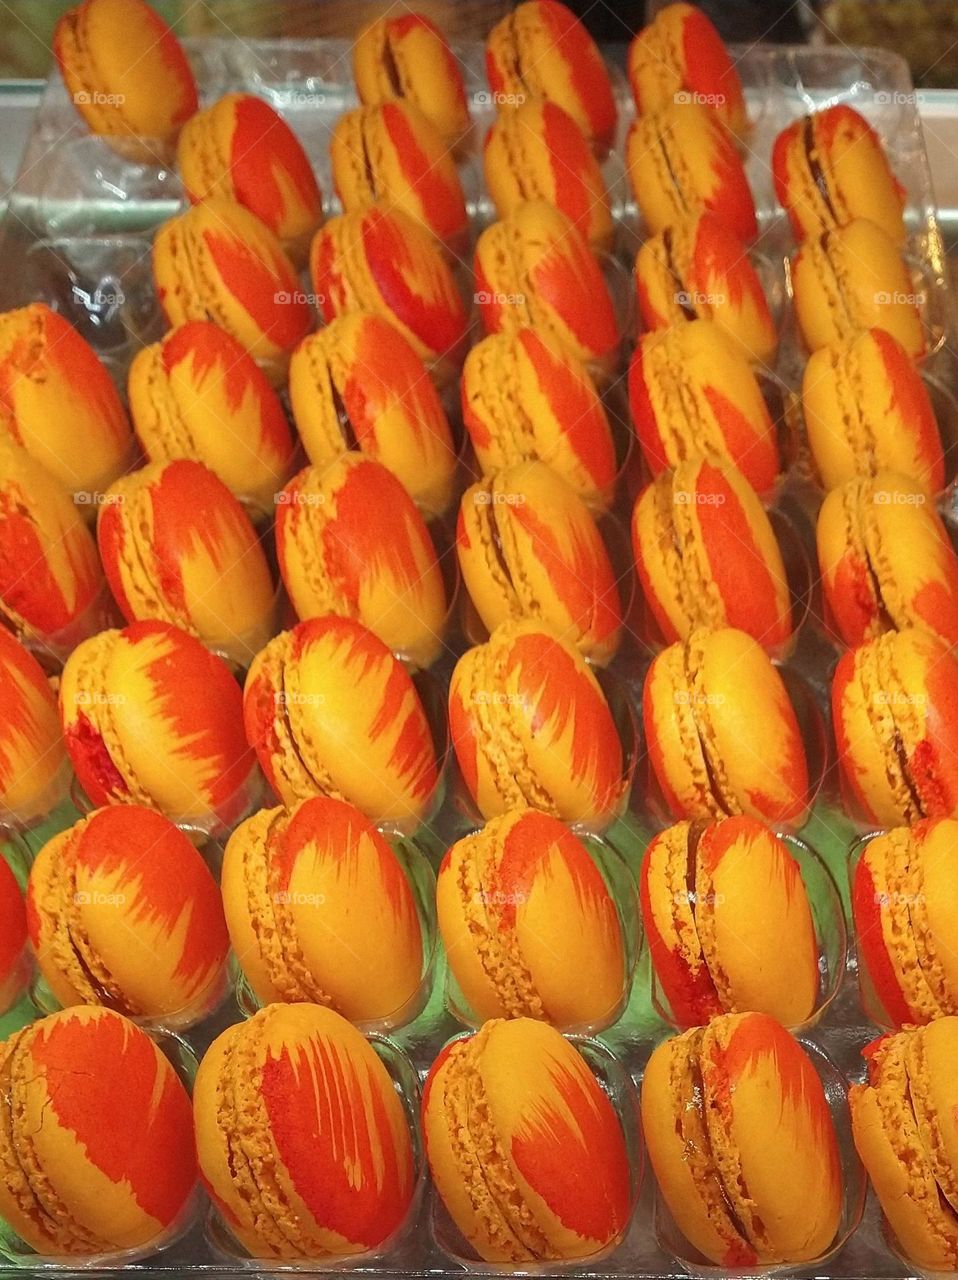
left=529, top=234, right=617, bottom=354
left=382, top=102, right=464, bottom=242
left=41, top=313, right=129, bottom=447
left=496, top=811, right=616, bottom=930
left=700, top=383, right=777, bottom=493
left=743, top=677, right=807, bottom=822
left=627, top=344, right=669, bottom=475
left=693, top=218, right=767, bottom=316
left=828, top=547, right=878, bottom=643
left=913, top=650, right=958, bottom=814
left=229, top=96, right=321, bottom=232
left=344, top=317, right=446, bottom=451
left=831, top=652, right=880, bottom=822
left=28, top=1011, right=196, bottom=1223
left=872, top=329, right=944, bottom=492
left=0, top=490, right=98, bottom=632
left=535, top=1, right=616, bottom=147
left=448, top=681, right=481, bottom=799
left=139, top=5, right=198, bottom=127
left=0, top=854, right=26, bottom=984
left=541, top=103, right=592, bottom=234
left=310, top=228, right=347, bottom=324
left=912, top=574, right=958, bottom=640
left=510, top=1056, right=630, bottom=1240
left=260, top=1034, right=412, bottom=1246
left=201, top=228, right=309, bottom=349
left=0, top=641, right=55, bottom=793
left=388, top=12, right=467, bottom=114
left=520, top=330, right=616, bottom=486
left=701, top=122, right=756, bottom=240
left=851, top=853, right=915, bottom=1026
left=680, top=10, right=743, bottom=121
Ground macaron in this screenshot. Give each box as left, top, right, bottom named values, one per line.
left=194, top=1002, right=415, bottom=1259
left=773, top=104, right=906, bottom=245
left=98, top=459, right=276, bottom=666
left=461, top=328, right=618, bottom=511
left=632, top=458, right=792, bottom=649
left=0, top=627, right=69, bottom=827
left=243, top=617, right=438, bottom=827
left=850, top=1020, right=958, bottom=1271
left=817, top=472, right=958, bottom=648
left=422, top=1018, right=632, bottom=1262
left=276, top=454, right=447, bottom=669
left=352, top=11, right=470, bottom=153
left=474, top=202, right=619, bottom=370
left=311, top=205, right=468, bottom=375
left=60, top=620, right=254, bottom=827
left=485, top=0, right=617, bottom=156
left=832, top=627, right=958, bottom=826
left=0, top=438, right=105, bottom=647
left=635, top=212, right=777, bottom=365
left=629, top=319, right=780, bottom=495
left=437, top=808, right=626, bottom=1026
left=483, top=99, right=613, bottom=252
left=642, top=1012, right=842, bottom=1266
left=27, top=804, right=229, bottom=1025
left=449, top=620, right=624, bottom=825
left=53, top=0, right=197, bottom=163
left=0, top=1006, right=196, bottom=1256
left=0, top=303, right=133, bottom=506
left=153, top=198, right=311, bottom=385
left=627, top=3, right=747, bottom=139
left=457, top=461, right=622, bottom=664
left=791, top=217, right=925, bottom=358
left=331, top=101, right=468, bottom=251
left=642, top=817, right=819, bottom=1027
left=222, top=795, right=424, bottom=1022
left=626, top=101, right=757, bottom=243
left=853, top=820, right=958, bottom=1026
left=0, top=854, right=27, bottom=1014
left=643, top=627, right=810, bottom=826
left=177, top=92, right=323, bottom=266
left=127, top=320, right=295, bottom=517
left=802, top=327, right=944, bottom=494
left=288, top=312, right=457, bottom=515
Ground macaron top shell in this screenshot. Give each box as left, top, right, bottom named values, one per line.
left=832, top=628, right=958, bottom=826
left=243, top=617, right=438, bottom=826
left=457, top=461, right=622, bottom=664
left=641, top=1012, right=842, bottom=1266
left=483, top=99, right=613, bottom=251
left=0, top=303, right=132, bottom=502
left=449, top=620, right=624, bottom=825
left=54, top=0, right=197, bottom=158
left=352, top=12, right=470, bottom=151
left=462, top=328, right=618, bottom=510
left=311, top=205, right=468, bottom=370
left=221, top=796, right=424, bottom=1022
left=60, top=620, right=254, bottom=825
left=772, top=104, right=906, bottom=244
left=127, top=320, right=295, bottom=513
left=485, top=1, right=617, bottom=155
left=817, top=471, right=958, bottom=648
left=853, top=820, right=958, bottom=1026
left=0, top=1006, right=196, bottom=1256
left=27, top=804, right=229, bottom=1022
left=193, top=1002, right=415, bottom=1259
left=0, top=853, right=26, bottom=1012
left=153, top=198, right=312, bottom=380
left=288, top=313, right=456, bottom=515
left=627, top=3, right=746, bottom=138
left=437, top=807, right=626, bottom=1026
left=643, top=627, right=809, bottom=826
left=177, top=93, right=323, bottom=261
left=0, top=627, right=68, bottom=824
left=422, top=1017, right=632, bottom=1262
left=474, top=202, right=619, bottom=365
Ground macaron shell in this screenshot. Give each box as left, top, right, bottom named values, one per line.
left=916, top=823, right=958, bottom=1010
left=177, top=93, right=322, bottom=261
left=802, top=327, right=943, bottom=494
left=352, top=13, right=469, bottom=150
left=908, top=1018, right=958, bottom=1214
left=0, top=854, right=26, bottom=1012
left=473, top=202, right=618, bottom=365
left=310, top=206, right=468, bottom=367
left=276, top=455, right=447, bottom=668
left=0, top=1007, right=196, bottom=1254
left=0, top=304, right=132, bottom=501
left=153, top=199, right=311, bottom=380
left=483, top=100, right=613, bottom=251
left=485, top=0, right=617, bottom=154
left=331, top=101, right=467, bottom=247
left=0, top=627, right=68, bottom=822
left=28, top=805, right=228, bottom=1019
left=193, top=1003, right=414, bottom=1258
left=98, top=459, right=276, bottom=662
left=792, top=219, right=924, bottom=358
left=221, top=797, right=423, bottom=1021
left=626, top=102, right=757, bottom=242
left=288, top=314, right=456, bottom=515
left=243, top=617, right=438, bottom=824
left=0, top=437, right=104, bottom=637
left=457, top=461, right=622, bottom=663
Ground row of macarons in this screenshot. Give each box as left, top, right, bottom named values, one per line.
left=1, top=983, right=955, bottom=1270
